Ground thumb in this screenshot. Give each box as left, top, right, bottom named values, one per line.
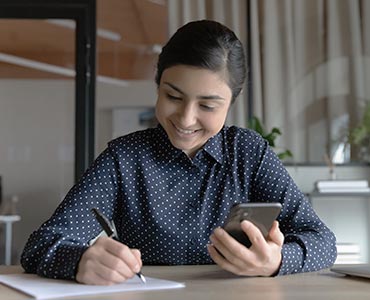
left=268, top=221, right=284, bottom=246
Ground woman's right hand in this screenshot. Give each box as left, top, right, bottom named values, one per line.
left=76, top=236, right=142, bottom=285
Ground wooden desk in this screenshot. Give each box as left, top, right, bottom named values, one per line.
left=1, top=265, right=370, bottom=300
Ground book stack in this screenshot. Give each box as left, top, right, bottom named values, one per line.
left=335, top=243, right=362, bottom=264
left=315, top=180, right=370, bottom=194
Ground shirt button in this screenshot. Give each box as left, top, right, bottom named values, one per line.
left=190, top=237, right=197, bottom=245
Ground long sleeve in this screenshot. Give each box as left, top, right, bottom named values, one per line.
left=277, top=188, right=337, bottom=274
left=20, top=125, right=337, bottom=278
left=20, top=147, right=121, bottom=280
left=249, top=139, right=337, bottom=275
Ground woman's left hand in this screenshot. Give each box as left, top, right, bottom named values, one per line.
left=207, top=220, right=284, bottom=277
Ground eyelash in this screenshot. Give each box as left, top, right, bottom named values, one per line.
left=200, top=105, right=215, bottom=111
left=166, top=93, right=215, bottom=111
left=166, top=93, right=181, bottom=100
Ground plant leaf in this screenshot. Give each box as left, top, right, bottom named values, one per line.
left=351, top=126, right=368, bottom=145
left=248, top=116, right=266, bottom=136
left=278, top=150, right=293, bottom=160
left=248, top=115, right=294, bottom=160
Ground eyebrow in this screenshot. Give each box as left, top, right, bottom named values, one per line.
left=163, top=82, right=225, bottom=100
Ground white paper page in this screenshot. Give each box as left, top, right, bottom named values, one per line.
left=0, top=273, right=185, bottom=299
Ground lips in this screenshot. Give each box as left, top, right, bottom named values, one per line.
left=171, top=122, right=199, bottom=135
left=175, top=126, right=196, bottom=135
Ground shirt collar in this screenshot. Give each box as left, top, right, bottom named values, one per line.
left=202, top=127, right=225, bottom=165
left=153, top=125, right=183, bottom=162
left=153, top=124, right=225, bottom=165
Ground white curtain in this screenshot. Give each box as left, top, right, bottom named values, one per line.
left=167, top=0, right=248, bottom=127
left=250, top=0, right=370, bottom=163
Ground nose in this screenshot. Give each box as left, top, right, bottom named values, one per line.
left=178, top=102, right=196, bottom=127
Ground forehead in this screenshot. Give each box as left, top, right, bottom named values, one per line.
left=160, top=65, right=231, bottom=96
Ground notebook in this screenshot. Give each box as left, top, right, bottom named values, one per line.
left=330, top=264, right=370, bottom=279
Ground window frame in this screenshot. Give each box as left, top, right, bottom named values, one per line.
left=0, top=0, right=96, bottom=181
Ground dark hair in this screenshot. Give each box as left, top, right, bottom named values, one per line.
left=155, top=20, right=246, bottom=103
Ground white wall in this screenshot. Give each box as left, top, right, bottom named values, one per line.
left=0, top=79, right=157, bottom=264
left=95, top=80, right=157, bottom=153
left=0, top=80, right=75, bottom=263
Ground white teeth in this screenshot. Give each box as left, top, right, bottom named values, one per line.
left=176, top=126, right=195, bottom=134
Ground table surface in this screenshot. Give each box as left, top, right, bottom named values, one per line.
left=1, top=265, right=370, bottom=300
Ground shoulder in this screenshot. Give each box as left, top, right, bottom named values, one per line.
left=216, top=126, right=270, bottom=167
left=223, top=126, right=267, bottom=149
left=106, top=127, right=162, bottom=157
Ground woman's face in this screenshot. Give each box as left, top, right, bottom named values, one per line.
left=155, top=65, right=232, bottom=158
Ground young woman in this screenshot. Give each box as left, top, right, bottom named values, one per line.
left=21, top=20, right=337, bottom=285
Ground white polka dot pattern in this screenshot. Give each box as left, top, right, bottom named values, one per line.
left=21, top=125, right=337, bottom=279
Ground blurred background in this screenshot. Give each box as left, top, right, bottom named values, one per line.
left=0, top=0, right=369, bottom=266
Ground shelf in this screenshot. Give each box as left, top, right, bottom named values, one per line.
left=309, top=191, right=370, bottom=198
left=0, top=215, right=21, bottom=222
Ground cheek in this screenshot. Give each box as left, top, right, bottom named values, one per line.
left=155, top=98, right=173, bottom=121
left=200, top=112, right=227, bottom=134
left=212, top=108, right=229, bottom=126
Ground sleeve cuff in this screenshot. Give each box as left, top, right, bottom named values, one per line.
left=277, top=242, right=305, bottom=275
left=37, top=243, right=88, bottom=280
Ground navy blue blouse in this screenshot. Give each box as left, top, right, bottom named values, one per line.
left=21, top=125, right=337, bottom=279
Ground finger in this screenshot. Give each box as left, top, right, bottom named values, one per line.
left=240, top=220, right=268, bottom=250
left=85, top=245, right=136, bottom=280
left=77, top=257, right=128, bottom=285
left=93, top=262, right=129, bottom=284
left=131, top=249, right=143, bottom=269
left=94, top=238, right=140, bottom=277
left=101, top=238, right=142, bottom=274
left=207, top=244, right=243, bottom=275
left=267, top=221, right=284, bottom=246
left=207, top=243, right=224, bottom=263
left=97, top=252, right=137, bottom=279
left=210, top=229, right=237, bottom=260
left=210, top=228, right=250, bottom=264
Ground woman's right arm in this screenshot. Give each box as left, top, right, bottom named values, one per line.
left=20, top=147, right=136, bottom=281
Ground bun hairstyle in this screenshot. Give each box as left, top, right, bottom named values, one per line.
left=155, top=20, right=246, bottom=103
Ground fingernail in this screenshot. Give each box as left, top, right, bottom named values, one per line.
left=241, top=220, right=250, bottom=226
left=215, top=227, right=223, bottom=235
left=206, top=243, right=214, bottom=250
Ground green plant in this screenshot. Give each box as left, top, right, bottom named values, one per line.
left=349, top=101, right=370, bottom=162
left=248, top=116, right=293, bottom=160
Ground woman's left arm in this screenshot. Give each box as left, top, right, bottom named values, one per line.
left=209, top=135, right=337, bottom=276
left=252, top=141, right=337, bottom=275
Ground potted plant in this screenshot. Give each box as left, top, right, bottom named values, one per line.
left=349, top=101, right=370, bottom=162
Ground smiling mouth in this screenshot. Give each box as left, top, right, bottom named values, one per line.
left=173, top=123, right=199, bottom=135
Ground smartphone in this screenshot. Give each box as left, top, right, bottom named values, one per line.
left=223, top=202, right=282, bottom=248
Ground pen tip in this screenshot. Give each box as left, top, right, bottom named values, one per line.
left=138, top=273, right=146, bottom=284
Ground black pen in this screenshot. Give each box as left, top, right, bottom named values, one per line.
left=91, top=208, right=146, bottom=283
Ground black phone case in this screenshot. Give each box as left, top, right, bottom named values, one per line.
left=223, top=203, right=282, bottom=248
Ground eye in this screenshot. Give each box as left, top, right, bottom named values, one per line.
left=200, top=104, right=215, bottom=111
left=166, top=93, right=182, bottom=101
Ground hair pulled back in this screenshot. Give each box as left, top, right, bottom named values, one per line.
left=155, top=20, right=246, bottom=103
